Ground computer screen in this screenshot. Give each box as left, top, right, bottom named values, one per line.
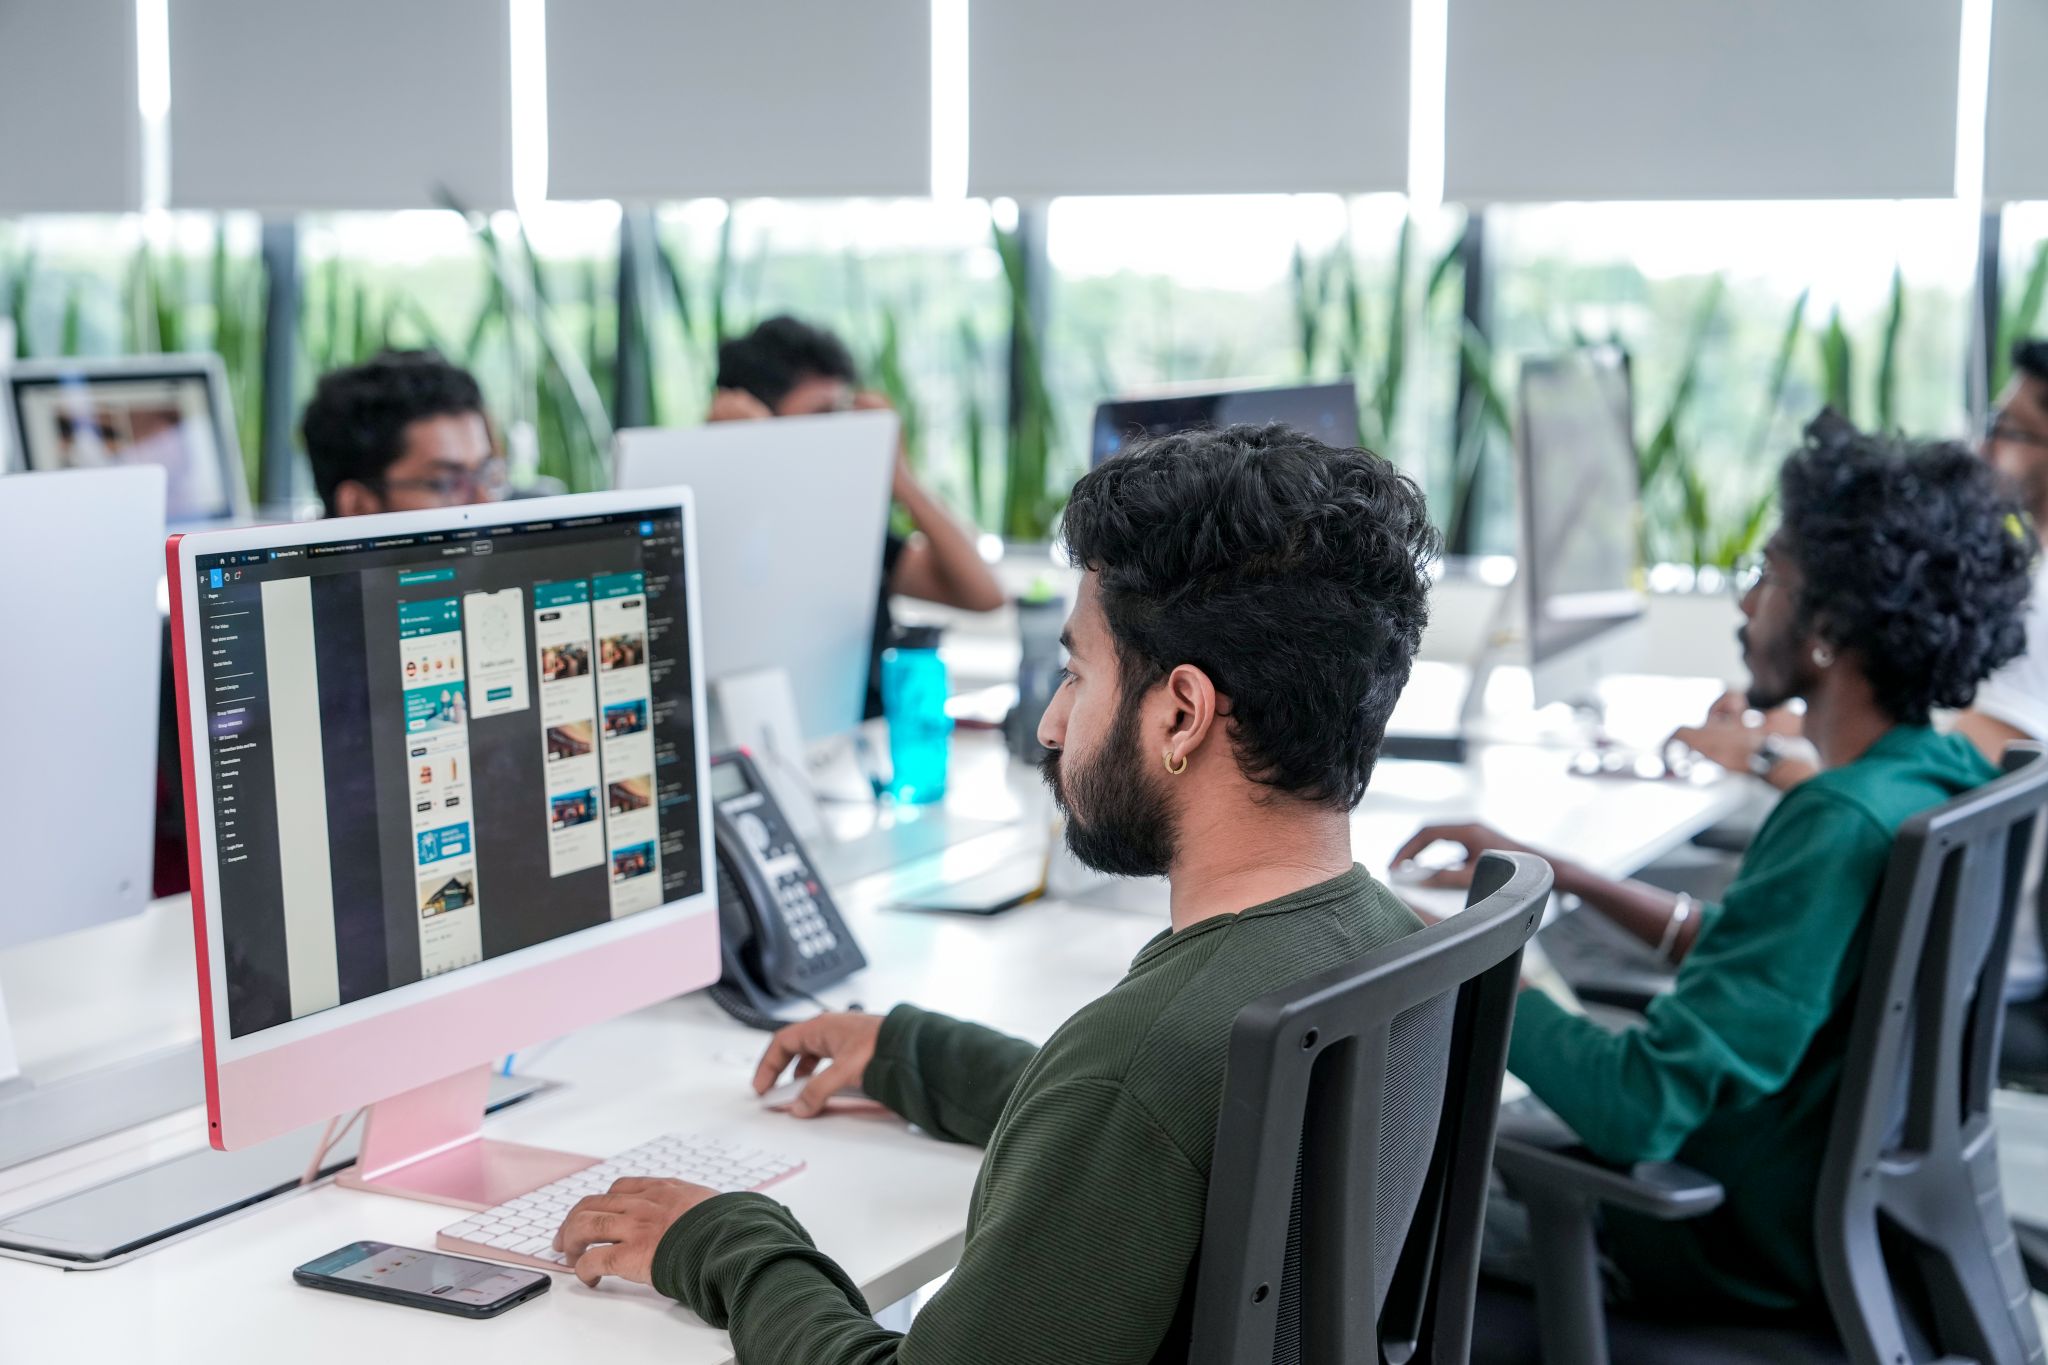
left=1090, top=380, right=1359, bottom=465
left=6, top=356, right=247, bottom=523
left=186, top=507, right=704, bottom=1040
left=1516, top=347, right=1644, bottom=665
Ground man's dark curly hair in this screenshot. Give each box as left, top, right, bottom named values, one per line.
left=1779, top=422, right=2035, bottom=726
left=716, top=315, right=859, bottom=410
left=2013, top=338, right=2048, bottom=387
left=301, top=349, right=486, bottom=514
left=1059, top=423, right=1440, bottom=808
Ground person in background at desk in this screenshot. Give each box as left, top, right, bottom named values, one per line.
left=302, top=349, right=508, bottom=516
left=549, top=425, right=1440, bottom=1362
left=1395, top=425, right=2034, bottom=1321
left=152, top=349, right=506, bottom=897
left=1674, top=362, right=2048, bottom=1020
left=709, top=314, right=1004, bottom=715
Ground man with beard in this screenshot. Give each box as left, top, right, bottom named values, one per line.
left=1395, top=425, right=2035, bottom=1321
left=1673, top=378, right=2048, bottom=1058
left=547, top=425, right=1440, bottom=1361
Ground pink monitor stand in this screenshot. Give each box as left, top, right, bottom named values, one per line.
left=336, top=1065, right=595, bottom=1209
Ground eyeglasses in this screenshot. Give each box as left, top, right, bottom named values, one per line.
left=1984, top=415, right=2048, bottom=453
left=1729, top=555, right=1774, bottom=602
left=374, top=458, right=510, bottom=504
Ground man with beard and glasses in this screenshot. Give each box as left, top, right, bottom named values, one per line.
left=1395, top=425, right=2035, bottom=1321
left=546, top=425, right=1440, bottom=1362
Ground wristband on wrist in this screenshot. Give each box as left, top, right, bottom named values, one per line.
left=1657, top=893, right=1697, bottom=964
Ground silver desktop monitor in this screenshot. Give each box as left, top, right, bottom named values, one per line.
left=4, top=353, right=251, bottom=526
left=1515, top=347, right=1646, bottom=710
left=611, top=409, right=898, bottom=745
left=0, top=467, right=166, bottom=952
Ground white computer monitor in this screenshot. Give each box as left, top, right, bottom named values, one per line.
left=612, top=409, right=898, bottom=743
left=1515, top=347, right=1647, bottom=710
left=0, top=466, right=165, bottom=952
left=166, top=490, right=718, bottom=1205
left=5, top=353, right=250, bottom=525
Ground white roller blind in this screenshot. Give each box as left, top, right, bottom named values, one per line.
left=1445, top=0, right=1963, bottom=203
left=167, top=0, right=514, bottom=211
left=968, top=0, right=1409, bottom=198
left=545, top=0, right=931, bottom=201
left=1986, top=0, right=2048, bottom=203
left=0, top=0, right=141, bottom=213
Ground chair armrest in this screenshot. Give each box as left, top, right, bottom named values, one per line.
left=1494, top=1133, right=1725, bottom=1222
left=1491, top=1126, right=1726, bottom=1365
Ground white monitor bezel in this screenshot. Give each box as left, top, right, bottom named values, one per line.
left=170, top=488, right=715, bottom=1068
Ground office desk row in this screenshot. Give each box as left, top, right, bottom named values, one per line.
left=0, top=726, right=1760, bottom=1364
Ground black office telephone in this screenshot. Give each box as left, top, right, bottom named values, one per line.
left=707, top=750, right=866, bottom=1030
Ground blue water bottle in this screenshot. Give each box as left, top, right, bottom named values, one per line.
left=881, top=624, right=952, bottom=804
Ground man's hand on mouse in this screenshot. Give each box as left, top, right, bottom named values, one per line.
left=753, top=1011, right=882, bottom=1118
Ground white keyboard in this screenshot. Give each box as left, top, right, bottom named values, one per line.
left=437, top=1131, right=805, bottom=1271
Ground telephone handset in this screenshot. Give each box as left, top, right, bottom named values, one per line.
left=707, top=750, right=866, bottom=1030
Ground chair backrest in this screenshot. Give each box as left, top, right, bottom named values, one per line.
left=1189, top=850, right=1551, bottom=1365
left=1816, top=742, right=2048, bottom=1365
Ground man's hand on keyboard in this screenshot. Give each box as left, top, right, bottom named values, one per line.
left=554, top=1177, right=716, bottom=1288
left=753, top=1011, right=882, bottom=1118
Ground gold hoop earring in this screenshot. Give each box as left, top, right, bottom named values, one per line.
left=1164, top=749, right=1188, bottom=776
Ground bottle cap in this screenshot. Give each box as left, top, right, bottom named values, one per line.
left=890, top=623, right=945, bottom=652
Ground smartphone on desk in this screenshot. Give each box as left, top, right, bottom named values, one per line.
left=708, top=749, right=867, bottom=1029
left=294, top=1241, right=550, bottom=1319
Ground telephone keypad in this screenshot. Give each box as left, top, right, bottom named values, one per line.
left=776, top=869, right=840, bottom=963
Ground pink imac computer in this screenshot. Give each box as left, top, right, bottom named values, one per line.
left=165, top=488, right=718, bottom=1209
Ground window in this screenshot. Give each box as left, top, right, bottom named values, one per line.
left=1483, top=200, right=1977, bottom=566
left=1044, top=194, right=1468, bottom=537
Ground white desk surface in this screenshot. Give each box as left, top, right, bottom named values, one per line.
left=0, top=724, right=1755, bottom=1364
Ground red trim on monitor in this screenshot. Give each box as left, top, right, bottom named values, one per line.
left=166, top=533, right=226, bottom=1149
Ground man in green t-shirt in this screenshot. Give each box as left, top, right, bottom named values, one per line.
left=549, top=424, right=1443, bottom=1362
left=1398, top=425, right=2036, bottom=1318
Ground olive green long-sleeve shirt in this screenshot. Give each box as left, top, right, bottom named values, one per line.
left=1508, top=725, right=1995, bottom=1315
left=652, top=865, right=1420, bottom=1363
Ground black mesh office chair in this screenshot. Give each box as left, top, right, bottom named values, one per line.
left=1997, top=813, right=2048, bottom=1091
left=1188, top=850, right=1551, bottom=1365
left=1998, top=807, right=2048, bottom=1295
left=1474, top=744, right=2048, bottom=1365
